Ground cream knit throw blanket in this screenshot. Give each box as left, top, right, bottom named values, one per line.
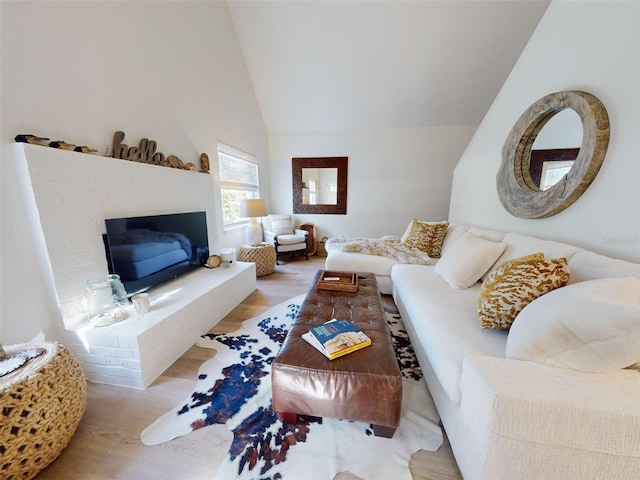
left=326, top=236, right=435, bottom=265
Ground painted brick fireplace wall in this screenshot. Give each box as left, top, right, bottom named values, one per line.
left=15, top=143, right=220, bottom=324
left=14, top=143, right=256, bottom=388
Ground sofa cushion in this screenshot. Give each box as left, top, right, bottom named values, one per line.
left=478, top=254, right=571, bottom=330
left=568, top=251, right=640, bottom=284
left=506, top=277, right=640, bottom=372
left=481, top=232, right=584, bottom=281
left=460, top=355, right=640, bottom=478
left=275, top=231, right=306, bottom=246
left=392, top=264, right=507, bottom=402
left=435, top=232, right=505, bottom=289
left=269, top=214, right=294, bottom=235
left=467, top=226, right=507, bottom=243
left=439, top=223, right=468, bottom=256
left=402, top=219, right=449, bottom=258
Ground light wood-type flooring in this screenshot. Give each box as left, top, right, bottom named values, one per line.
left=35, top=255, right=461, bottom=480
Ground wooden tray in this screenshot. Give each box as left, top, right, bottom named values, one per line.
left=317, top=270, right=358, bottom=292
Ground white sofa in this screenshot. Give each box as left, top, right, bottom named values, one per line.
left=327, top=223, right=640, bottom=479
left=325, top=245, right=398, bottom=294
left=325, top=220, right=442, bottom=294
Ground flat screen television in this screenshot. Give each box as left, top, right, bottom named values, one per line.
left=103, top=211, right=209, bottom=297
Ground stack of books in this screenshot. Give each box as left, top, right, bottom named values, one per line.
left=302, top=319, right=371, bottom=360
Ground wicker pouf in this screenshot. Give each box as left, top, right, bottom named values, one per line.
left=238, top=243, right=277, bottom=276
left=0, top=342, right=87, bottom=480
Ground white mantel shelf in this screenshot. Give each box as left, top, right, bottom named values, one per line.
left=60, top=262, right=256, bottom=389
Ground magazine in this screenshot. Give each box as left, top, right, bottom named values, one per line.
left=302, top=318, right=371, bottom=360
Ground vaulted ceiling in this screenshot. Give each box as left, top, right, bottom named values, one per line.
left=228, top=0, right=550, bottom=134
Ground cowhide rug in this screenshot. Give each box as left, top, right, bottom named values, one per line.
left=141, top=294, right=443, bottom=480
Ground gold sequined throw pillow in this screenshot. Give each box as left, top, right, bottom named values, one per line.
left=478, top=253, right=570, bottom=330
left=402, top=219, right=449, bottom=258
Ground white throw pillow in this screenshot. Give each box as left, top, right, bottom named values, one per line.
left=435, top=232, right=505, bottom=289
left=269, top=214, right=294, bottom=236
left=506, top=277, right=640, bottom=372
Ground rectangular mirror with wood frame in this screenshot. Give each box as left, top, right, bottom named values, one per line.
left=292, top=157, right=348, bottom=214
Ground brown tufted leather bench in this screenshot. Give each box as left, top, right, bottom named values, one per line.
left=271, top=271, right=402, bottom=437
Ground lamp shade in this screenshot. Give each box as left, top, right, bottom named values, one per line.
left=239, top=199, right=267, bottom=246
left=239, top=199, right=267, bottom=218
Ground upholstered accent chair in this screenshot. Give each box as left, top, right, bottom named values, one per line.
left=263, top=214, right=308, bottom=264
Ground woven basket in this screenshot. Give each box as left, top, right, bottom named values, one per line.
left=0, top=342, right=87, bottom=480
left=317, top=236, right=329, bottom=257
left=298, top=223, right=317, bottom=256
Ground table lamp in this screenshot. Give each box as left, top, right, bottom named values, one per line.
left=239, top=198, right=267, bottom=246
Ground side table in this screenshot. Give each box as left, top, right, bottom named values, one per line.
left=238, top=243, right=276, bottom=276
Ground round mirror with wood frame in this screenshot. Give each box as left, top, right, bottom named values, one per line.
left=497, top=90, right=610, bottom=219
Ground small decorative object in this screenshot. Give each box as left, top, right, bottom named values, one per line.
left=84, top=274, right=130, bottom=325
left=206, top=254, right=221, bottom=268
left=132, top=293, right=151, bottom=314
left=49, top=140, right=76, bottom=150
left=15, top=134, right=50, bottom=145
left=74, top=145, right=99, bottom=154
left=200, top=152, right=210, bottom=173
left=220, top=248, right=236, bottom=268
left=112, top=130, right=167, bottom=166
left=91, top=308, right=128, bottom=327
left=166, top=154, right=184, bottom=169
left=184, top=162, right=197, bottom=171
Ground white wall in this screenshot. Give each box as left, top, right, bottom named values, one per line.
left=1, top=1, right=268, bottom=344
left=450, top=1, right=640, bottom=262
left=269, top=126, right=477, bottom=240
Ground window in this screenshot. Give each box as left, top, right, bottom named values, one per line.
left=540, top=160, right=574, bottom=191
left=309, top=179, right=316, bottom=204
left=217, top=143, right=259, bottom=230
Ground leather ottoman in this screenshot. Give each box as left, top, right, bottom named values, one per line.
left=271, top=271, right=402, bottom=437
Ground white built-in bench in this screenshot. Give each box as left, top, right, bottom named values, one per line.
left=60, top=262, right=256, bottom=389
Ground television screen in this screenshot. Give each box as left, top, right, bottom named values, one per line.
left=103, top=211, right=209, bottom=296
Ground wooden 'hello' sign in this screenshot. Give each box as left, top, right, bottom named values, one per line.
left=111, top=131, right=209, bottom=173
left=112, top=131, right=167, bottom=165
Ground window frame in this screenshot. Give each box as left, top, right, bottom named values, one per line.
left=217, top=143, right=260, bottom=233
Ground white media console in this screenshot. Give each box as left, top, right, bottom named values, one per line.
left=60, top=262, right=256, bottom=389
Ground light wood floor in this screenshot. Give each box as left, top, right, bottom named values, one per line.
left=36, top=256, right=462, bottom=480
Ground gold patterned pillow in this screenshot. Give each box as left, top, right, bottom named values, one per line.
left=402, top=219, right=449, bottom=258
left=478, top=253, right=570, bottom=330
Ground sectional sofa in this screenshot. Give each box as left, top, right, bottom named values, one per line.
left=325, top=222, right=640, bottom=479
